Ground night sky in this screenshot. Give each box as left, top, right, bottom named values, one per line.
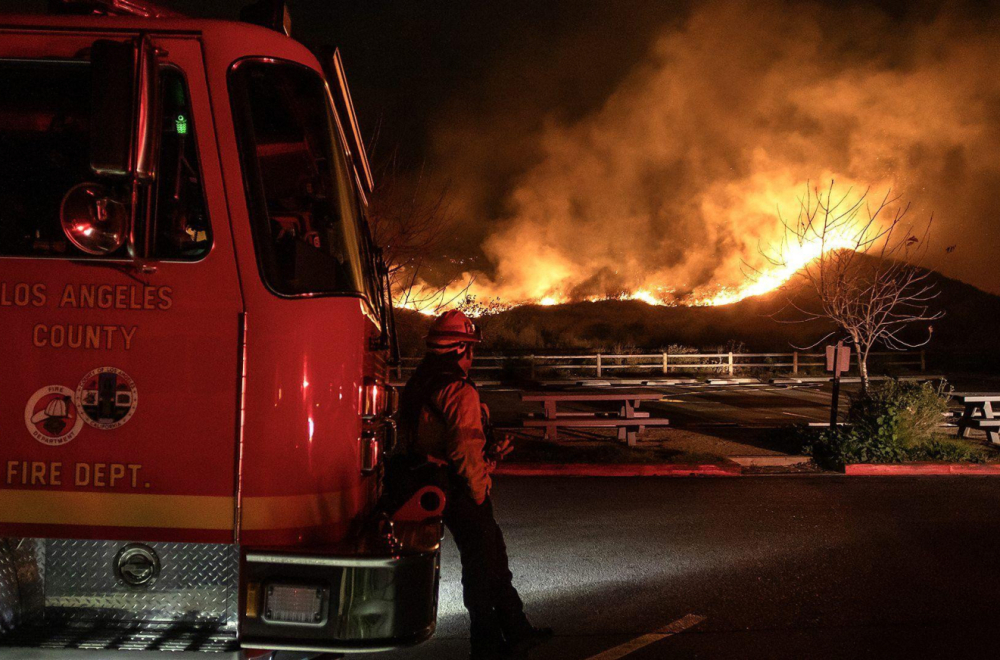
left=18, top=0, right=1000, bottom=299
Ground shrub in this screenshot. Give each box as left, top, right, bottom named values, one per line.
left=847, top=379, right=950, bottom=447
left=804, top=425, right=908, bottom=470
left=802, top=379, right=955, bottom=469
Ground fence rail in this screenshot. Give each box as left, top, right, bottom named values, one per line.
left=394, top=350, right=927, bottom=380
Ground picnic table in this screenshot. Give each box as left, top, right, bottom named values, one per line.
left=954, top=393, right=1000, bottom=445
left=521, top=391, right=669, bottom=447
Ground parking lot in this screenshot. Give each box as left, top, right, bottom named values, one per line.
left=471, top=377, right=1000, bottom=482
left=482, top=381, right=869, bottom=463
left=486, top=381, right=867, bottom=428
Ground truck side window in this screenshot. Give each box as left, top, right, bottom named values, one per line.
left=229, top=60, right=366, bottom=297
left=152, top=69, right=212, bottom=259
left=0, top=60, right=210, bottom=260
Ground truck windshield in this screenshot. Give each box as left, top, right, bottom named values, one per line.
left=229, top=60, right=366, bottom=297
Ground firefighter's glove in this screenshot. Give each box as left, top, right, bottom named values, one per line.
left=486, top=434, right=514, bottom=464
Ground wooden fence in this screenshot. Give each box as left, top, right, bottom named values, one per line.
left=394, top=350, right=926, bottom=380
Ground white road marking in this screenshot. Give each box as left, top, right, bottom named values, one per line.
left=583, top=613, right=706, bottom=660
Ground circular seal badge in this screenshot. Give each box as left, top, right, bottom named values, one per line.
left=76, top=367, right=138, bottom=431
left=24, top=385, right=84, bottom=446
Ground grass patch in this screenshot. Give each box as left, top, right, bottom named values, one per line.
left=906, top=436, right=991, bottom=463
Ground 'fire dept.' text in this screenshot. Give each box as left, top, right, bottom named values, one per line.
left=5, top=461, right=147, bottom=489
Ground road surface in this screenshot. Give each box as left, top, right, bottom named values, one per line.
left=356, top=475, right=1000, bottom=659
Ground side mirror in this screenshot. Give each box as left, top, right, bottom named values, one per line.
left=89, top=37, right=159, bottom=180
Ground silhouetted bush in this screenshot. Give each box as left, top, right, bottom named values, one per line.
left=802, top=379, right=970, bottom=469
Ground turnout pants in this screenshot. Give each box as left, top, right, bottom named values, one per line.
left=444, top=488, right=531, bottom=648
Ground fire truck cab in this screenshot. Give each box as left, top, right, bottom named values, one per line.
left=0, top=1, right=442, bottom=655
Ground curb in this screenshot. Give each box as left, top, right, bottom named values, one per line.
left=845, top=463, right=1000, bottom=476
left=729, top=455, right=811, bottom=467
left=492, top=461, right=1000, bottom=477
left=493, top=463, right=741, bottom=477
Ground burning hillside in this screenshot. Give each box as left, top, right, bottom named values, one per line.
left=393, top=0, right=1000, bottom=313
left=394, top=263, right=1000, bottom=358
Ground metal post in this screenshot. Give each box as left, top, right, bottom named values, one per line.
left=728, top=352, right=734, bottom=376
left=830, top=342, right=842, bottom=427
left=662, top=351, right=668, bottom=375
left=920, top=350, right=926, bottom=372
left=596, top=353, right=603, bottom=378
left=792, top=351, right=798, bottom=375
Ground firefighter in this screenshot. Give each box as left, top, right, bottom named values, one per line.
left=399, top=310, right=552, bottom=659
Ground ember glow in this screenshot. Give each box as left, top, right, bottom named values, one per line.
left=396, top=0, right=1000, bottom=315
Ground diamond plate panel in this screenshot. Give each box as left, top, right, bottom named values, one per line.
left=0, top=538, right=44, bottom=631
left=42, top=540, right=238, bottom=628
left=0, top=540, right=17, bottom=632
left=11, top=538, right=44, bottom=617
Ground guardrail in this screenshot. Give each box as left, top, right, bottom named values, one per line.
left=393, top=350, right=927, bottom=380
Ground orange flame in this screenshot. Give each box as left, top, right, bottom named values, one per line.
left=395, top=237, right=859, bottom=315
left=396, top=176, right=875, bottom=316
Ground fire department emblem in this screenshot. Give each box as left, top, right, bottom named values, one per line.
left=24, top=385, right=84, bottom=446
left=75, top=367, right=138, bottom=431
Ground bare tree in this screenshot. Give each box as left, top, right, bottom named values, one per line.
left=367, top=155, right=451, bottom=309
left=760, top=181, right=943, bottom=390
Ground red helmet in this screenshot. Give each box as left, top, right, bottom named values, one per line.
left=426, top=310, right=482, bottom=352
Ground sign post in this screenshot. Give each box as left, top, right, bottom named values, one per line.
left=826, top=341, right=851, bottom=427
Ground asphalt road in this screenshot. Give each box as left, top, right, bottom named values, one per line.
left=356, top=475, right=1000, bottom=659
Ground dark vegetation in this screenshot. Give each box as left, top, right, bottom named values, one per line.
left=798, top=380, right=992, bottom=469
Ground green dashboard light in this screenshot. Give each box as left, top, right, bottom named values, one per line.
left=175, top=114, right=188, bottom=135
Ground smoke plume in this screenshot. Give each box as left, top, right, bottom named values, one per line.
left=416, top=0, right=1000, bottom=307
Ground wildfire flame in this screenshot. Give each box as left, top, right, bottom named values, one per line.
left=396, top=173, right=874, bottom=317
left=396, top=225, right=862, bottom=316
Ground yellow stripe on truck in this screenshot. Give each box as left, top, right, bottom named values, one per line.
left=241, top=490, right=348, bottom=531
left=0, top=486, right=368, bottom=531
left=0, top=490, right=234, bottom=530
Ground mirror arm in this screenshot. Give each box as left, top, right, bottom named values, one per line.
left=129, top=35, right=161, bottom=269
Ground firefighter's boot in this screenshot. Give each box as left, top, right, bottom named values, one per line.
left=469, top=611, right=508, bottom=660
left=505, top=624, right=555, bottom=656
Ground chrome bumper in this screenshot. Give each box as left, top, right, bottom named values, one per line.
left=1, top=520, right=442, bottom=654
left=240, top=520, right=442, bottom=654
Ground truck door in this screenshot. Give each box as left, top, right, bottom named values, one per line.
left=0, top=31, right=242, bottom=543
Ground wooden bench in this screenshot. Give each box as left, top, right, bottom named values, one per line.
left=521, top=391, right=669, bottom=447
left=954, top=393, right=1000, bottom=445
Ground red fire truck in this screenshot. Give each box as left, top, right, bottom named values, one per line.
left=0, top=0, right=443, bottom=655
